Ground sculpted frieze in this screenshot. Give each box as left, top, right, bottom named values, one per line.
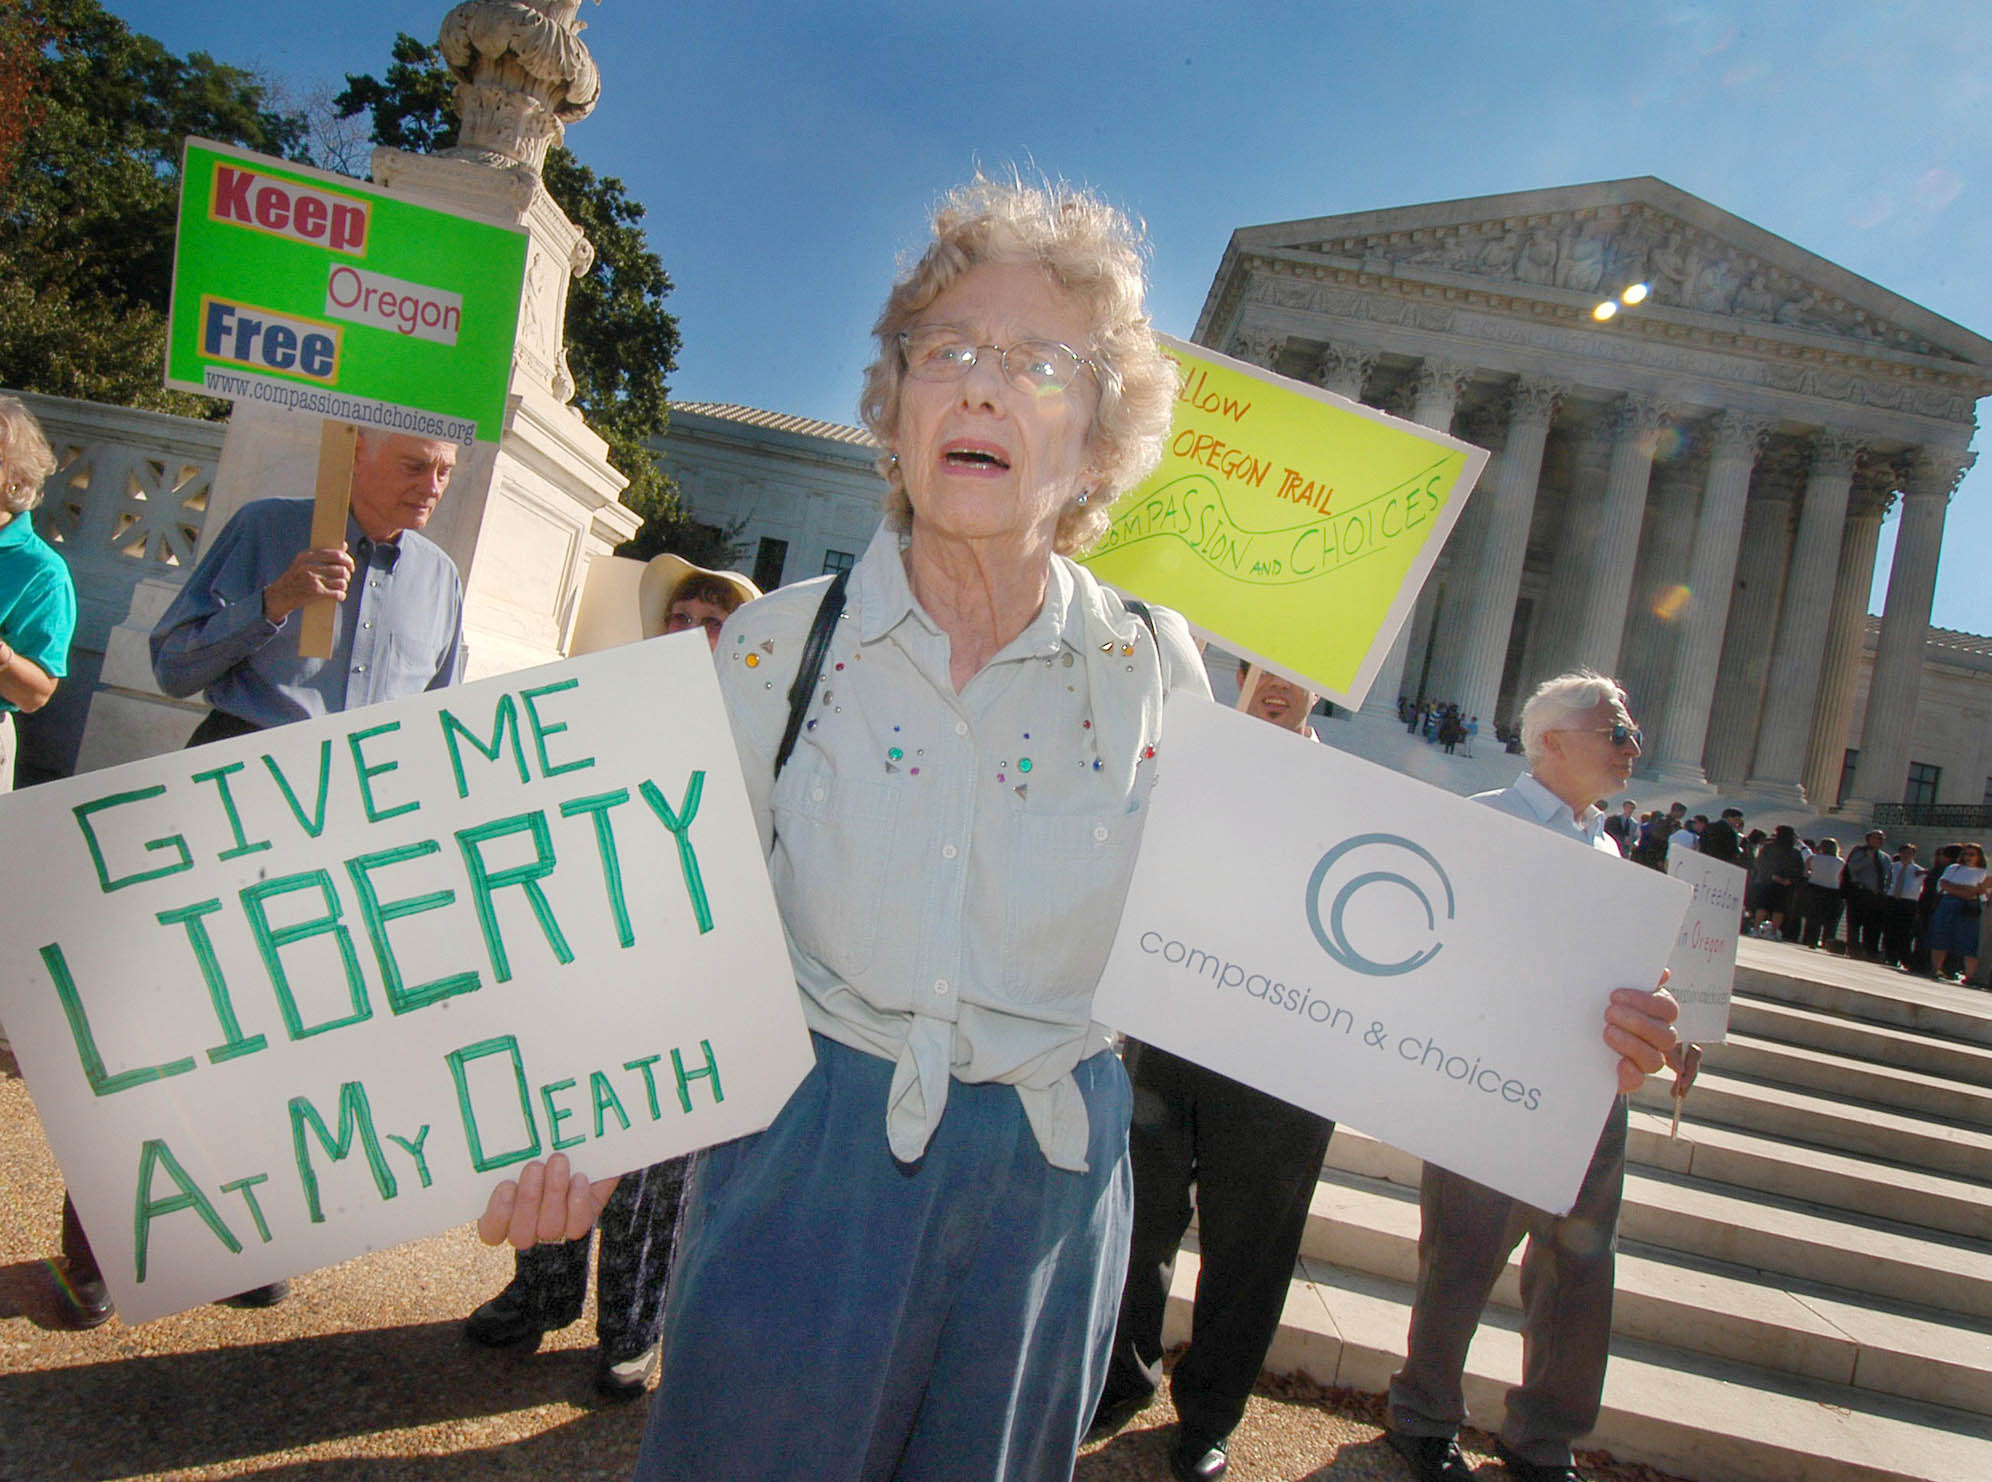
left=1236, top=269, right=1977, bottom=427
left=1307, top=204, right=1944, bottom=357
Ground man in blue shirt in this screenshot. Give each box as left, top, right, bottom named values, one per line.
left=1385, top=671, right=1699, bottom=1482
left=151, top=430, right=463, bottom=739
left=54, top=431, right=465, bottom=1328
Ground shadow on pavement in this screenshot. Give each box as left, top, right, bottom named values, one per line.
left=0, top=1318, right=651, bottom=1479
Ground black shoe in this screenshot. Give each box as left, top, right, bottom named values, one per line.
left=61, top=1273, right=115, bottom=1330
left=594, top=1341, right=661, bottom=1399
left=1493, top=1438, right=1581, bottom=1481
left=218, top=1279, right=290, bottom=1309
left=1083, top=1390, right=1151, bottom=1444
left=464, top=1284, right=547, bottom=1349
left=1168, top=1430, right=1228, bottom=1482
left=1386, top=1429, right=1475, bottom=1482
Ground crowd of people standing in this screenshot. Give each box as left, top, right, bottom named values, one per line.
left=1398, top=696, right=1486, bottom=756
left=1603, top=793, right=1987, bottom=987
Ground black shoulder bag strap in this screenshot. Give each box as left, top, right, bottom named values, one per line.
left=773, top=569, right=849, bottom=779
left=1121, top=596, right=1160, bottom=647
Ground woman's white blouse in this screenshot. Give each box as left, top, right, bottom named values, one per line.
left=714, top=523, right=1211, bottom=1171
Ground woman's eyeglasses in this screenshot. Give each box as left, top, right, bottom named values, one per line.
left=898, top=325, right=1098, bottom=396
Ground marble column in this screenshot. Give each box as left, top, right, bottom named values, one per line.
left=1422, top=400, right=1505, bottom=702
left=1572, top=394, right=1669, bottom=676
left=1745, top=431, right=1862, bottom=802
left=1313, top=343, right=1379, bottom=402
left=1646, top=411, right=1771, bottom=785
left=1362, top=359, right=1471, bottom=715
left=1617, top=449, right=1702, bottom=720
left=1703, top=459, right=1799, bottom=787
left=1454, top=378, right=1564, bottom=728
left=1526, top=415, right=1612, bottom=684
left=1847, top=446, right=1975, bottom=811
left=1801, top=489, right=1887, bottom=808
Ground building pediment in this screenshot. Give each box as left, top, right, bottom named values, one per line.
left=1213, top=178, right=1992, bottom=377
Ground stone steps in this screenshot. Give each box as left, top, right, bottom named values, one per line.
left=1211, top=951, right=1992, bottom=1479
left=1330, top=1106, right=1992, bottom=1245
left=1702, top=1030, right=1992, bottom=1127
left=1299, top=1165, right=1992, bottom=1409
left=1159, top=1248, right=1992, bottom=1482
left=1626, top=1068, right=1992, bottom=1182
left=1727, top=996, right=1992, bottom=1088
left=1734, top=940, right=1992, bottom=1048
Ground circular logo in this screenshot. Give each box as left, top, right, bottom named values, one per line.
left=1305, top=833, right=1456, bottom=977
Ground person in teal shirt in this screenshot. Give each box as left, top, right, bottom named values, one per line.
left=0, top=395, right=76, bottom=793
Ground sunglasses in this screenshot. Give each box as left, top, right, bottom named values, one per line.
left=1560, top=723, right=1644, bottom=749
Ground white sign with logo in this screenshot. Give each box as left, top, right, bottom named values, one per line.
left=1093, top=698, right=1692, bottom=1213
left=1664, top=851, right=1746, bottom=1044
left=0, top=637, right=813, bottom=1323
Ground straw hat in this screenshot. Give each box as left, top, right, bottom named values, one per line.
left=568, top=553, right=764, bottom=656
left=637, top=554, right=763, bottom=639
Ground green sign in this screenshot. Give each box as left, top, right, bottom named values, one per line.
left=165, top=138, right=530, bottom=444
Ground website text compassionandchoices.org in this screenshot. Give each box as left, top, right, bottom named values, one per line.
left=202, top=369, right=476, bottom=445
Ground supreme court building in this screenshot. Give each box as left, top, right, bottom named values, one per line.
left=1191, top=177, right=1989, bottom=814
left=661, top=178, right=1990, bottom=821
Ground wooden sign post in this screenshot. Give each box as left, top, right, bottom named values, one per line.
left=299, top=421, right=358, bottom=659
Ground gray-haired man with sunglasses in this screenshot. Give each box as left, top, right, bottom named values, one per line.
left=1385, top=670, right=1698, bottom=1482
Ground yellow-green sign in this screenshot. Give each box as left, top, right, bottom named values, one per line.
left=1081, top=336, right=1487, bottom=705
left=164, top=139, right=529, bottom=444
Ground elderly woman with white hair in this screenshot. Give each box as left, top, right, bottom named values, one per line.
left=485, top=185, right=1684, bottom=1482
left=0, top=395, right=75, bottom=792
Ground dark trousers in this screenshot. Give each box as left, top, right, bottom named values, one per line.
left=1847, top=890, right=1888, bottom=958
left=1883, top=898, right=1920, bottom=965
left=505, top=1156, right=688, bottom=1360
left=61, top=1195, right=100, bottom=1284
left=1098, top=1041, right=1335, bottom=1444
left=187, top=708, right=265, bottom=746
left=1388, top=1098, right=1628, bottom=1469
left=1798, top=885, right=1844, bottom=948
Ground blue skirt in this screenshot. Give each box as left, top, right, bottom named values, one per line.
left=1929, top=896, right=1983, bottom=956
left=633, top=1033, right=1133, bottom=1482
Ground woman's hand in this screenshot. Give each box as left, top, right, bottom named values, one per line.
left=477, top=1154, right=621, bottom=1249
left=1602, top=973, right=1680, bottom=1093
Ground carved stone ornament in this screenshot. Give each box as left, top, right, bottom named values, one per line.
left=1508, top=377, right=1565, bottom=427
left=1709, top=411, right=1773, bottom=461
left=1411, top=358, right=1472, bottom=406
left=440, top=0, right=603, bottom=173
left=1227, top=328, right=1285, bottom=368
left=1327, top=204, right=1945, bottom=356
left=1615, top=392, right=1671, bottom=438
left=1811, top=429, right=1862, bottom=480
left=1313, top=344, right=1379, bottom=396
left=1910, top=445, right=1976, bottom=500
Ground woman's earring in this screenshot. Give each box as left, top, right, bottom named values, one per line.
left=1075, top=489, right=1090, bottom=507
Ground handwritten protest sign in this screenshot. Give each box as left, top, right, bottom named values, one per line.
left=0, top=638, right=812, bottom=1323
left=1079, top=337, right=1487, bottom=708
left=164, top=139, right=529, bottom=445
left=1665, top=851, right=1745, bottom=1044
left=1093, top=699, right=1690, bottom=1212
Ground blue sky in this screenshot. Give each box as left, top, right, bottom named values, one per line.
left=109, top=1, right=1989, bottom=633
